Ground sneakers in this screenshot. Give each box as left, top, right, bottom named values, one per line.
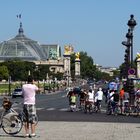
left=24, top=134, right=29, bottom=138
left=24, top=133, right=36, bottom=138
left=30, top=133, right=36, bottom=137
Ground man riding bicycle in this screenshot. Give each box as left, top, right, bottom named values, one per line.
left=110, top=90, right=119, bottom=115
left=85, top=89, right=94, bottom=113
left=78, top=89, right=87, bottom=108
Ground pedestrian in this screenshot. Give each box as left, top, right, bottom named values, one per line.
left=119, top=88, right=124, bottom=114
left=22, top=76, right=39, bottom=138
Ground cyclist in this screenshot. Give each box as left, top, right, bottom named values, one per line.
left=95, top=88, right=103, bottom=112
left=123, top=91, right=130, bottom=115
left=110, top=90, right=119, bottom=115
left=106, top=90, right=114, bottom=115
left=135, top=88, right=140, bottom=103
left=22, top=76, right=39, bottom=138
left=134, top=89, right=140, bottom=115
left=69, top=92, right=77, bottom=112
left=85, top=89, right=94, bottom=113
left=119, top=88, right=125, bottom=114
left=67, top=88, right=74, bottom=105
left=78, top=89, right=87, bottom=109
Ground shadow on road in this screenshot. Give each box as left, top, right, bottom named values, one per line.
left=37, top=109, right=140, bottom=124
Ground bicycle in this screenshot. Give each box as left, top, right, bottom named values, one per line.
left=134, top=100, right=140, bottom=116
left=113, top=102, right=120, bottom=116
left=79, top=99, right=85, bottom=112
left=85, top=101, right=94, bottom=114
left=94, top=100, right=102, bottom=113
left=123, top=102, right=130, bottom=116
left=0, top=99, right=38, bottom=135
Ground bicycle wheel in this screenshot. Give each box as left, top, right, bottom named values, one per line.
left=2, top=115, right=23, bottom=135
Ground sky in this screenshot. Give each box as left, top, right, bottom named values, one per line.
left=0, top=0, right=140, bottom=68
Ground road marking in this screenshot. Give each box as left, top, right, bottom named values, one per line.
left=59, top=108, right=69, bottom=111
left=36, top=107, right=44, bottom=110
left=62, top=95, right=67, bottom=98
left=46, top=107, right=55, bottom=111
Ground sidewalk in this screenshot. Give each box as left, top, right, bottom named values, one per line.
left=0, top=121, right=140, bottom=140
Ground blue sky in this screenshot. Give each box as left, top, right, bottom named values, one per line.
left=0, top=0, right=140, bottom=67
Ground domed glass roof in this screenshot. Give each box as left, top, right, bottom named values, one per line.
left=0, top=22, right=47, bottom=61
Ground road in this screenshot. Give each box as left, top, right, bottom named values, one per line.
left=1, top=90, right=140, bottom=123
left=0, top=91, right=140, bottom=140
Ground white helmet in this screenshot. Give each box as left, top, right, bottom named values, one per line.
left=99, top=87, right=102, bottom=91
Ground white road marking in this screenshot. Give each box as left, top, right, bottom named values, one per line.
left=59, top=108, right=69, bottom=111
left=46, top=107, right=55, bottom=111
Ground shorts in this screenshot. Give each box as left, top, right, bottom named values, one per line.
left=23, top=104, right=36, bottom=124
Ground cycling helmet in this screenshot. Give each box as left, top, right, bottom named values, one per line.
left=99, top=87, right=102, bottom=91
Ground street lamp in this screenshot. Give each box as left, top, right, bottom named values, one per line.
left=127, top=14, right=137, bottom=67
left=122, top=15, right=137, bottom=105
left=8, top=76, right=11, bottom=96
left=35, top=65, right=40, bottom=88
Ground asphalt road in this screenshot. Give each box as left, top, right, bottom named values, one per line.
left=0, top=91, right=140, bottom=124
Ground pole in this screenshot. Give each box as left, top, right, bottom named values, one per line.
left=8, top=76, right=11, bottom=96
left=131, top=34, right=133, bottom=67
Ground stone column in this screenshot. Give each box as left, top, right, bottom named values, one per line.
left=63, top=45, right=73, bottom=87
left=75, top=52, right=81, bottom=77
left=63, top=54, right=71, bottom=76
left=136, top=57, right=140, bottom=78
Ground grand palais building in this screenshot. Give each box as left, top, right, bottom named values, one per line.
left=0, top=22, right=64, bottom=73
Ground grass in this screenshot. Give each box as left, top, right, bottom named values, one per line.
left=0, top=82, right=60, bottom=95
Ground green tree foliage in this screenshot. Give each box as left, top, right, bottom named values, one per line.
left=71, top=51, right=97, bottom=79
left=1, top=60, right=35, bottom=81
left=71, top=51, right=113, bottom=81
left=0, top=60, right=59, bottom=81
left=0, top=65, right=9, bottom=80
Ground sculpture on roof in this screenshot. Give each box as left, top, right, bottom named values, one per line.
left=64, top=45, right=74, bottom=55
left=75, top=52, right=80, bottom=60
left=136, top=52, right=140, bottom=60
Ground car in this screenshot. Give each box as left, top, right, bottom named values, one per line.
left=12, top=88, right=23, bottom=98
left=87, top=80, right=94, bottom=85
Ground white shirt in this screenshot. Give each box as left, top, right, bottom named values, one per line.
left=22, top=84, right=38, bottom=105
left=96, top=90, right=103, bottom=100
left=87, top=92, right=94, bottom=102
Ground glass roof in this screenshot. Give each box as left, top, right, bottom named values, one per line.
left=0, top=22, right=46, bottom=61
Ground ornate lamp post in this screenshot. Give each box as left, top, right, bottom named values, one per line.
left=122, top=15, right=137, bottom=105
left=127, top=14, right=137, bottom=67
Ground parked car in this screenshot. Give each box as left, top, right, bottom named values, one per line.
left=12, top=88, right=23, bottom=98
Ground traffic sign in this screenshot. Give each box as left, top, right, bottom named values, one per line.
left=128, top=68, right=135, bottom=75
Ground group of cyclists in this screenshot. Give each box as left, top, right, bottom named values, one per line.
left=67, top=86, right=103, bottom=113
left=66, top=85, right=140, bottom=116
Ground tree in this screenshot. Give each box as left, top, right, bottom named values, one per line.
left=0, top=65, right=9, bottom=80
left=1, top=60, right=35, bottom=81
left=71, top=51, right=97, bottom=80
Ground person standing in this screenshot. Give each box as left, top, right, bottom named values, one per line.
left=22, top=76, right=39, bottom=138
